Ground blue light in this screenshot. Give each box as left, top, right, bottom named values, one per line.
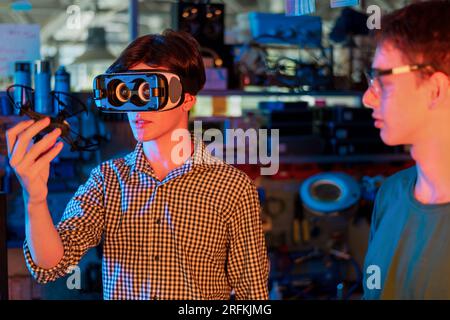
left=10, top=1, right=32, bottom=11
left=285, top=0, right=316, bottom=16
left=330, top=0, right=359, bottom=8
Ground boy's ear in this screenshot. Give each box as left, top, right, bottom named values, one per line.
left=429, top=71, right=450, bottom=109
left=182, top=93, right=196, bottom=112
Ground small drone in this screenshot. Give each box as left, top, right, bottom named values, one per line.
left=6, top=84, right=100, bottom=152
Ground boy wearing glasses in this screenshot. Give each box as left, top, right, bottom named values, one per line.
left=362, top=1, right=450, bottom=299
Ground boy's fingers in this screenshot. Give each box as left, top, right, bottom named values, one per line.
left=5, top=119, right=35, bottom=156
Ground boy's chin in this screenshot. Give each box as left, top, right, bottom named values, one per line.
left=380, top=130, right=406, bottom=147
left=133, top=131, right=165, bottom=142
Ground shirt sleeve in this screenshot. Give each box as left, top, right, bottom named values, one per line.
left=23, top=165, right=105, bottom=284
left=226, top=180, right=270, bottom=300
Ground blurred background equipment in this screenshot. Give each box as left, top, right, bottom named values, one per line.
left=330, top=0, right=360, bottom=8
left=174, top=1, right=225, bottom=49
left=54, top=65, right=71, bottom=114
left=262, top=101, right=404, bottom=158
left=13, top=62, right=32, bottom=115
left=285, top=0, right=317, bottom=16
left=248, top=12, right=322, bottom=46
left=0, top=192, right=8, bottom=300
left=0, top=24, right=40, bottom=90
left=260, top=172, right=364, bottom=300
left=72, top=27, right=115, bottom=64
left=234, top=12, right=333, bottom=91
left=235, top=42, right=333, bottom=91
left=300, top=172, right=360, bottom=250
left=9, top=0, right=33, bottom=12
left=69, top=26, right=116, bottom=92
left=34, top=60, right=52, bottom=114
left=173, top=1, right=235, bottom=90
left=329, top=7, right=369, bottom=43
left=330, top=7, right=370, bottom=89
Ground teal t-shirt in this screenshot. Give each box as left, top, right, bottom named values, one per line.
left=363, top=166, right=450, bottom=299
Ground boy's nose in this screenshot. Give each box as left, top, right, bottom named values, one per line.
left=362, top=89, right=379, bottom=110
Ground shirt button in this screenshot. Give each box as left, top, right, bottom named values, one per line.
left=154, top=255, right=159, bottom=261
left=153, top=295, right=158, bottom=300
left=156, top=218, right=161, bottom=225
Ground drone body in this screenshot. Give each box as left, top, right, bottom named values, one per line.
left=18, top=106, right=70, bottom=136
left=6, top=85, right=99, bottom=152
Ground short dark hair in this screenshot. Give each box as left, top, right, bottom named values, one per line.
left=375, top=0, right=450, bottom=77
left=107, top=29, right=206, bottom=95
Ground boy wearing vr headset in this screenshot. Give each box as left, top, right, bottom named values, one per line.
left=362, top=1, right=450, bottom=299
left=6, top=30, right=269, bottom=299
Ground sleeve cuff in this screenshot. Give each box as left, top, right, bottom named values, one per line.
left=23, top=236, right=75, bottom=284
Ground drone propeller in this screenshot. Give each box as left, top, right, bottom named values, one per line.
left=63, top=126, right=100, bottom=152
left=52, top=90, right=88, bottom=120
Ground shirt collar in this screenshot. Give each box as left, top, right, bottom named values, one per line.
left=125, top=132, right=223, bottom=182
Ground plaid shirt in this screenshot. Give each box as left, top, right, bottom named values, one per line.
left=23, top=137, right=269, bottom=300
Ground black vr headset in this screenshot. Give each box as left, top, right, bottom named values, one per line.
left=93, top=70, right=184, bottom=112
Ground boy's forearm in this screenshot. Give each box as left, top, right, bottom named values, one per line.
left=25, top=199, right=64, bottom=270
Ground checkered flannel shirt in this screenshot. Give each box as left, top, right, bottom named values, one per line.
left=23, top=137, right=269, bottom=300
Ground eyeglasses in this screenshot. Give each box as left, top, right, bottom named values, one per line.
left=364, top=64, right=434, bottom=95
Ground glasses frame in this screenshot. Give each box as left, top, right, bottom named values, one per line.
left=364, top=64, right=434, bottom=95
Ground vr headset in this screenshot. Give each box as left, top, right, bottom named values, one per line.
left=93, top=70, right=184, bottom=112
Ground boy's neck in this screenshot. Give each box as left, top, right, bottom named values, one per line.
left=142, top=128, right=193, bottom=181
left=411, top=137, right=450, bottom=204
